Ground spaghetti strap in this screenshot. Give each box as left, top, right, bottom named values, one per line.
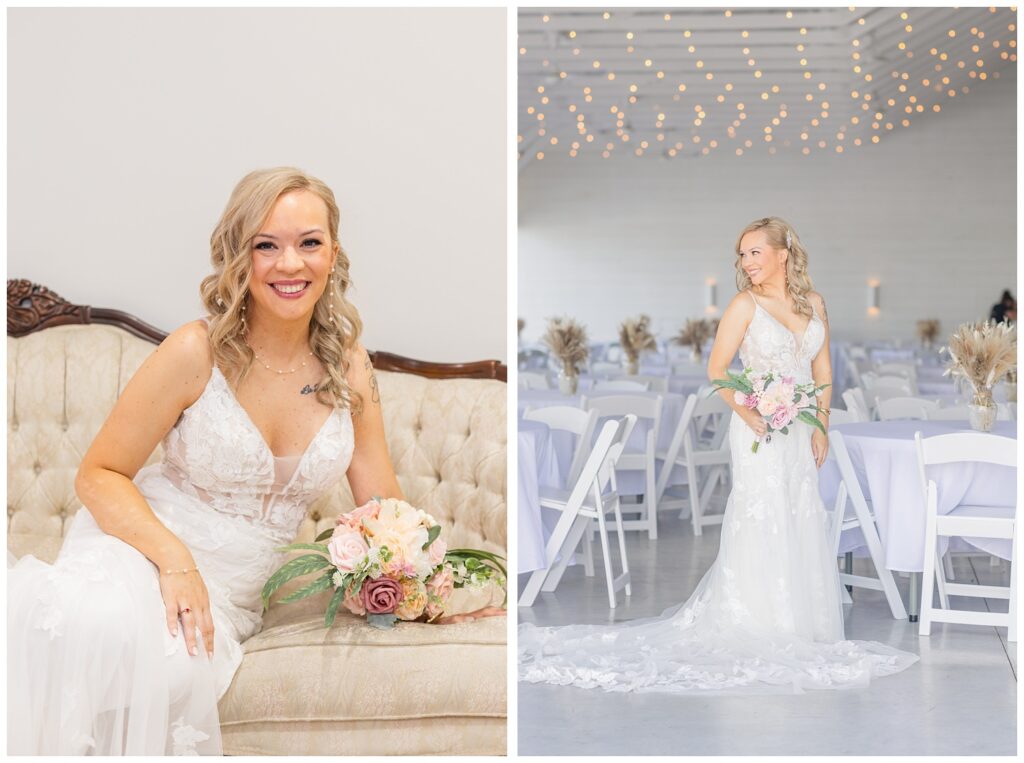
left=746, top=290, right=760, bottom=308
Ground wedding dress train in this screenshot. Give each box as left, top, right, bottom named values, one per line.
left=8, top=366, right=355, bottom=754
left=518, top=292, right=919, bottom=694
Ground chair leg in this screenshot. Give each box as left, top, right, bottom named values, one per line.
left=1008, top=526, right=1018, bottom=643
left=688, top=461, right=703, bottom=536
left=854, top=503, right=908, bottom=620
left=934, top=551, right=950, bottom=610
left=541, top=516, right=592, bottom=593
left=582, top=522, right=595, bottom=577
left=595, top=511, right=617, bottom=608
left=919, top=500, right=939, bottom=636
left=646, top=459, right=658, bottom=541
left=612, top=498, right=632, bottom=597
left=943, top=552, right=956, bottom=581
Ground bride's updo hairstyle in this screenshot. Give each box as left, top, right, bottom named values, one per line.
left=734, top=216, right=815, bottom=319
left=199, top=167, right=364, bottom=413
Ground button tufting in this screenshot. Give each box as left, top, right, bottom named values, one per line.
left=11, top=422, right=18, bottom=432
left=61, top=422, right=69, bottom=432
left=310, top=511, right=321, bottom=522
left=33, top=462, right=42, bottom=474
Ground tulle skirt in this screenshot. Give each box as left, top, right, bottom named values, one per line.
left=8, top=466, right=281, bottom=754
left=518, top=414, right=920, bottom=695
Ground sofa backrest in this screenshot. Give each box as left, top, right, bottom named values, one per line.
left=8, top=313, right=506, bottom=565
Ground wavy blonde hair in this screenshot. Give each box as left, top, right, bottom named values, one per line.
left=734, top=216, right=814, bottom=319
left=198, top=167, right=364, bottom=413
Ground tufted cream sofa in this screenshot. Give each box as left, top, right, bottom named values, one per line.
left=7, top=282, right=507, bottom=756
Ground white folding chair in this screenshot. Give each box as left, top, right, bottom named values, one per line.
left=867, top=375, right=916, bottom=405
left=876, top=396, right=939, bottom=421
left=927, top=404, right=1014, bottom=422
left=827, top=430, right=908, bottom=619
left=611, top=374, right=669, bottom=393
left=656, top=393, right=731, bottom=536
left=582, top=394, right=663, bottom=539
left=842, top=388, right=871, bottom=422
left=875, top=362, right=918, bottom=383
left=914, top=431, right=1017, bottom=640
left=518, top=415, right=638, bottom=609
left=590, top=361, right=621, bottom=376
left=593, top=379, right=650, bottom=392
left=522, top=405, right=600, bottom=576
left=518, top=371, right=551, bottom=390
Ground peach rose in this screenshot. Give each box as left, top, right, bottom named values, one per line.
left=427, top=536, right=448, bottom=568
left=337, top=499, right=381, bottom=531
left=328, top=525, right=369, bottom=573
left=342, top=586, right=366, bottom=616
left=394, top=577, right=427, bottom=621
left=425, top=565, right=455, bottom=619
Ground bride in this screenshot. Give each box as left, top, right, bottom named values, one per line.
left=519, top=216, right=919, bottom=694
left=8, top=167, right=500, bottom=755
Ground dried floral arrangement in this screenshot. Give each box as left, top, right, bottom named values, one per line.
left=542, top=316, right=589, bottom=376
left=941, top=320, right=1017, bottom=403
left=517, top=318, right=525, bottom=339
left=619, top=314, right=658, bottom=364
left=673, top=318, right=714, bottom=350
left=916, top=319, right=941, bottom=344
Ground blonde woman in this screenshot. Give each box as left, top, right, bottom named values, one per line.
left=8, top=167, right=500, bottom=755
left=519, top=216, right=918, bottom=694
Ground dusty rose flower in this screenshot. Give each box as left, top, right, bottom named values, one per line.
left=425, top=565, right=455, bottom=619
left=328, top=526, right=369, bottom=573
left=337, top=500, right=381, bottom=530
left=395, top=578, right=428, bottom=621
left=427, top=536, right=448, bottom=568
left=342, top=586, right=366, bottom=616
left=771, top=407, right=793, bottom=430
left=361, top=577, right=404, bottom=614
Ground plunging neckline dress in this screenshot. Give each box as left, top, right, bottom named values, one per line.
left=8, top=363, right=355, bottom=754
left=518, top=292, right=919, bottom=694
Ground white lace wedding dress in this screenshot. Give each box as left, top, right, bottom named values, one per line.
left=519, top=291, right=919, bottom=694
left=8, top=365, right=355, bottom=754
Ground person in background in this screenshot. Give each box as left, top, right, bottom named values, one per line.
left=990, top=290, right=1016, bottom=323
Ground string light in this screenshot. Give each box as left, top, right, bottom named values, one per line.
left=519, top=7, right=1011, bottom=160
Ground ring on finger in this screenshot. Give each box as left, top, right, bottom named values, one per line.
left=180, top=607, right=192, bottom=614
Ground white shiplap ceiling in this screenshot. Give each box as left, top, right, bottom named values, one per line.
left=518, top=6, right=1018, bottom=168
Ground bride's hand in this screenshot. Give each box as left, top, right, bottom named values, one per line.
left=811, top=429, right=829, bottom=468
left=739, top=408, right=767, bottom=438
left=435, top=606, right=506, bottom=625
left=158, top=567, right=215, bottom=658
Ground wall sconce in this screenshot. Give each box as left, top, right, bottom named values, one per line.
left=705, top=278, right=718, bottom=314
left=867, top=279, right=880, bottom=316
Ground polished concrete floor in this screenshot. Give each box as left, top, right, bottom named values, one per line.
left=517, top=506, right=1016, bottom=756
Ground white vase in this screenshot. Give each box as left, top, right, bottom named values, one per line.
left=624, top=358, right=639, bottom=375
left=558, top=371, right=578, bottom=395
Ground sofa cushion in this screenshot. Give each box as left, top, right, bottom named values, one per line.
left=218, top=610, right=507, bottom=755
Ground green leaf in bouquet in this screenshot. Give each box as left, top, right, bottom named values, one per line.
left=324, top=584, right=347, bottom=628
left=446, top=549, right=508, bottom=578
left=797, top=410, right=828, bottom=435
left=422, top=524, right=442, bottom=550
left=780, top=426, right=789, bottom=435
left=279, top=569, right=335, bottom=604
left=276, top=542, right=330, bottom=555
left=314, top=527, right=335, bottom=543
left=261, top=553, right=334, bottom=609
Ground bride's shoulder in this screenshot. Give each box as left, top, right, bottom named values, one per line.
left=805, top=291, right=826, bottom=312
left=724, top=290, right=757, bottom=320
left=148, top=320, right=215, bottom=400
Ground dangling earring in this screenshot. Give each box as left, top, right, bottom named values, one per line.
left=240, top=298, right=248, bottom=333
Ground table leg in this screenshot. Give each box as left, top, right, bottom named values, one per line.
left=908, top=571, right=920, bottom=623
left=844, top=552, right=854, bottom=593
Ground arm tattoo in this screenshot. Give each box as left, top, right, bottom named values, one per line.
left=819, top=295, right=829, bottom=326
left=364, top=355, right=381, bottom=405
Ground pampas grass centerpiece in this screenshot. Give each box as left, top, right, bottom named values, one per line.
left=542, top=316, right=589, bottom=394
left=941, top=320, right=1017, bottom=430
left=916, top=319, right=940, bottom=348
left=619, top=314, right=657, bottom=374
left=673, top=318, right=714, bottom=362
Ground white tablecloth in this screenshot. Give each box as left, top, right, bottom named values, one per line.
left=817, top=420, right=1016, bottom=571
left=518, top=420, right=564, bottom=574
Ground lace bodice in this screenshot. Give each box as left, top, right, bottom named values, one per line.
left=159, top=367, right=354, bottom=544
left=738, top=292, right=825, bottom=384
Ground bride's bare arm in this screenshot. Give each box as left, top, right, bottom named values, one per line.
left=74, top=320, right=216, bottom=655
left=75, top=321, right=211, bottom=570
left=808, top=292, right=833, bottom=421
left=344, top=343, right=405, bottom=505
left=707, top=293, right=766, bottom=436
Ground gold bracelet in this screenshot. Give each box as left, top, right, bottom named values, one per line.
left=818, top=408, right=831, bottom=416
left=162, top=566, right=198, bottom=575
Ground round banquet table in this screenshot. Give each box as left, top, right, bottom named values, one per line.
left=817, top=419, right=1016, bottom=618
left=518, top=419, right=565, bottom=574
left=518, top=389, right=687, bottom=495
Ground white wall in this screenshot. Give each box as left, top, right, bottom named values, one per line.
left=8, top=7, right=506, bottom=363
left=518, top=68, right=1016, bottom=345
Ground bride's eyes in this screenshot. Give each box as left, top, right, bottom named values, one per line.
left=254, top=239, right=322, bottom=251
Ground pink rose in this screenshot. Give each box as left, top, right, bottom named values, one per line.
left=337, top=500, right=381, bottom=530
left=771, top=407, right=793, bottom=430
left=342, top=586, right=366, bottom=616
left=757, top=397, right=779, bottom=416
left=328, top=526, right=369, bottom=573
left=361, top=577, right=405, bottom=614
left=425, top=565, right=455, bottom=618
left=427, top=536, right=448, bottom=568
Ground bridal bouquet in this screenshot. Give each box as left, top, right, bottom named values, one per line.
left=710, top=368, right=830, bottom=453
left=261, top=498, right=507, bottom=629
